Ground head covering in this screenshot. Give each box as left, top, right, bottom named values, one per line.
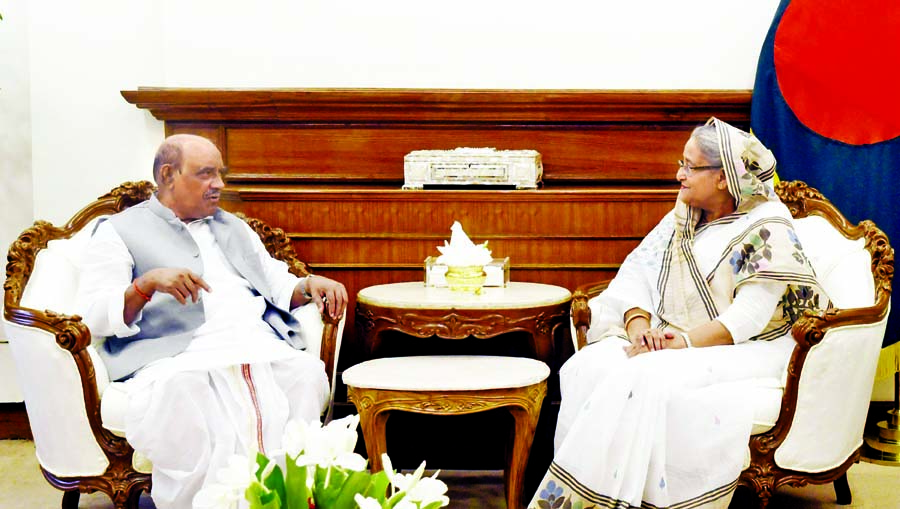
left=712, top=117, right=779, bottom=212
left=675, top=118, right=779, bottom=233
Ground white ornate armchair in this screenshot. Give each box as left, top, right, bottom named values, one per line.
left=569, top=181, right=893, bottom=508
left=3, top=181, right=345, bottom=509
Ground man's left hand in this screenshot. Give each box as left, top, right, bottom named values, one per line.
left=306, top=275, right=348, bottom=320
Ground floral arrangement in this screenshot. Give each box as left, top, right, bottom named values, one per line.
left=194, top=415, right=450, bottom=509
left=435, top=221, right=492, bottom=267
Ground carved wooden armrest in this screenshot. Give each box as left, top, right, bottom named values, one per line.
left=571, top=279, right=612, bottom=351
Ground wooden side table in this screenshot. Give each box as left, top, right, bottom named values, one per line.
left=354, top=282, right=572, bottom=365
left=344, top=356, right=550, bottom=509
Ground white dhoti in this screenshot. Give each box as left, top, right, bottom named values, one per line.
left=122, top=324, right=329, bottom=509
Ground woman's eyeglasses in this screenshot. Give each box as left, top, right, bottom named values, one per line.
left=677, top=160, right=721, bottom=177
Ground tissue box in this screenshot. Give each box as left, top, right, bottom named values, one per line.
left=425, top=257, right=510, bottom=288
left=403, top=148, right=542, bottom=189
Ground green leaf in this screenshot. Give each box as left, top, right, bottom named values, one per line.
left=285, top=460, right=310, bottom=509
left=384, top=489, right=409, bottom=509
left=419, top=501, right=446, bottom=509
left=332, top=470, right=376, bottom=508
left=314, top=465, right=351, bottom=507
left=363, top=471, right=390, bottom=502
left=256, top=452, right=272, bottom=479
left=263, top=464, right=287, bottom=508
left=246, top=482, right=283, bottom=509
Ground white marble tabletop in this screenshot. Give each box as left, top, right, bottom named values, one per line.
left=357, top=281, right=571, bottom=310
left=342, top=355, right=550, bottom=391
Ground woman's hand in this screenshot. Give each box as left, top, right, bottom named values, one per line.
left=624, top=328, right=686, bottom=357
left=629, top=327, right=674, bottom=351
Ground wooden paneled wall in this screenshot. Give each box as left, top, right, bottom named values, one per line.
left=121, top=88, right=752, bottom=378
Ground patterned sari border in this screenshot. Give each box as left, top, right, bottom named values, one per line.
left=546, top=463, right=737, bottom=509
left=548, top=462, right=640, bottom=509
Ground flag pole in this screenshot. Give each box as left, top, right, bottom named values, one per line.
left=862, top=351, right=900, bottom=465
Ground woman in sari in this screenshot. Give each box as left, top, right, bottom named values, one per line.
left=530, top=118, right=827, bottom=509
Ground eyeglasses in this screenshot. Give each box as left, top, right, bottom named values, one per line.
left=677, top=160, right=721, bottom=177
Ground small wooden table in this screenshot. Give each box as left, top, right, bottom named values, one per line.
left=344, top=355, right=550, bottom=509
left=354, top=282, right=572, bottom=364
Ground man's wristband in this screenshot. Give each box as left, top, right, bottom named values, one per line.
left=133, top=280, right=152, bottom=302
left=681, top=331, right=693, bottom=348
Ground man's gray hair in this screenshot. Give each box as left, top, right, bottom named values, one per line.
left=152, top=140, right=183, bottom=183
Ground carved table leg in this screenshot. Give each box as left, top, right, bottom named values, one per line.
left=361, top=409, right=390, bottom=473
left=505, top=399, right=544, bottom=509
left=349, top=386, right=391, bottom=473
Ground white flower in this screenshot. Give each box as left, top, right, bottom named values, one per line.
left=293, top=414, right=362, bottom=470
left=334, top=451, right=368, bottom=471
left=385, top=458, right=427, bottom=497
left=282, top=418, right=319, bottom=458
left=407, top=475, right=449, bottom=507
left=382, top=453, right=397, bottom=485
left=324, top=414, right=361, bottom=454
left=354, top=494, right=382, bottom=509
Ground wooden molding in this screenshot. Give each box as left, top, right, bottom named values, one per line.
left=121, top=88, right=751, bottom=123
left=226, top=188, right=680, bottom=202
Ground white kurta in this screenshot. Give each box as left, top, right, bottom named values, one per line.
left=77, top=218, right=329, bottom=509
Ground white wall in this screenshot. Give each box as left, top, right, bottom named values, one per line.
left=27, top=1, right=165, bottom=226
left=0, top=0, right=33, bottom=402
left=1, top=2, right=34, bottom=268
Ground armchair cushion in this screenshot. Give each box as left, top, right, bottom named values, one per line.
left=21, top=218, right=101, bottom=315
left=793, top=215, right=874, bottom=308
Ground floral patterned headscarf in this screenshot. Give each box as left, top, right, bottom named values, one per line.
left=658, top=118, right=827, bottom=338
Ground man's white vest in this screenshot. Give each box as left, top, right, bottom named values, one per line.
left=97, top=195, right=302, bottom=380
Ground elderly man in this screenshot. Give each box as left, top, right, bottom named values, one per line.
left=76, top=134, right=347, bottom=509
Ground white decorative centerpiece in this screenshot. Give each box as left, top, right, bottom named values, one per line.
left=403, top=147, right=542, bottom=189
left=435, top=222, right=493, bottom=294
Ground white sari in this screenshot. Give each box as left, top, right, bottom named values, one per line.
left=530, top=119, right=827, bottom=509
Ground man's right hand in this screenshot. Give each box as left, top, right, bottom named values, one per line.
left=137, top=268, right=211, bottom=305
